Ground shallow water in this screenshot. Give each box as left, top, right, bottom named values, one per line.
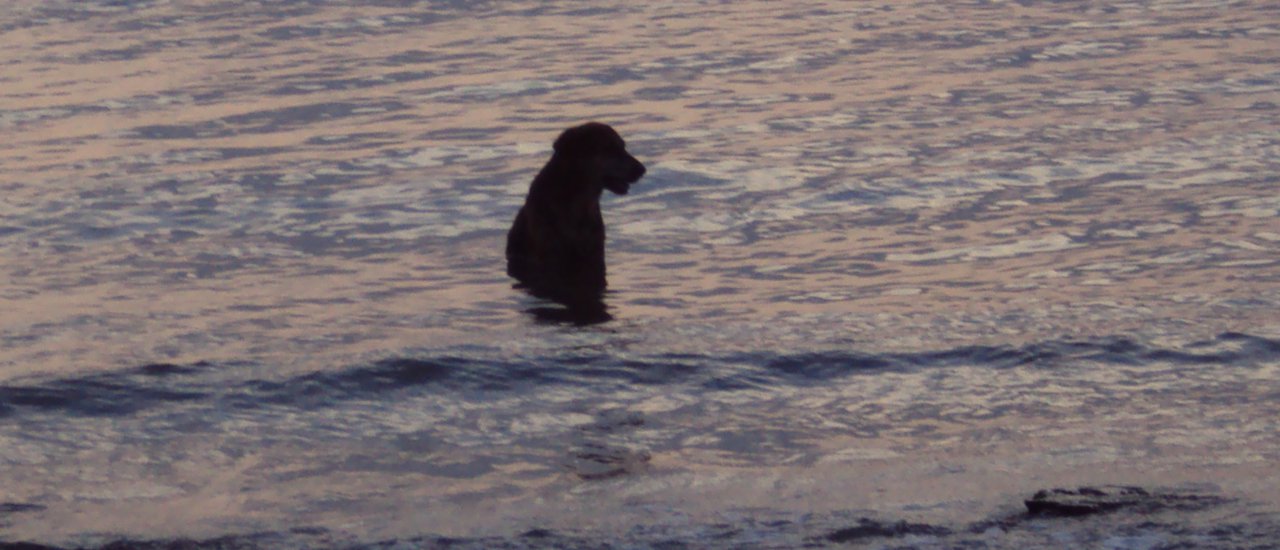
left=2, top=1, right=1279, bottom=548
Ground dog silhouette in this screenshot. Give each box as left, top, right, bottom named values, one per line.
left=506, top=122, right=645, bottom=316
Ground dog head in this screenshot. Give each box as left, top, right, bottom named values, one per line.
left=553, top=122, right=646, bottom=195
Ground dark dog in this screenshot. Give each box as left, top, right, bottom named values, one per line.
left=506, top=122, right=646, bottom=309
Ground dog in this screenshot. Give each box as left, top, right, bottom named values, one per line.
left=506, top=122, right=646, bottom=310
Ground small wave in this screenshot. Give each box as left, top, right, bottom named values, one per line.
left=4, top=490, right=1269, bottom=550
left=0, top=369, right=205, bottom=418
left=1, top=332, right=1276, bottom=420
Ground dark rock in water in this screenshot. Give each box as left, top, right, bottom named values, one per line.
left=1025, top=485, right=1151, bottom=516
left=824, top=518, right=951, bottom=543
left=1025, top=485, right=1228, bottom=517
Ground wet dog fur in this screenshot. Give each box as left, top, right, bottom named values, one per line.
left=506, top=122, right=646, bottom=308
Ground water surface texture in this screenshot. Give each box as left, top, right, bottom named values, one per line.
left=2, top=1, right=1279, bottom=548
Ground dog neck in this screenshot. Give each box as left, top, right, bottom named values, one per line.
left=528, top=154, right=605, bottom=221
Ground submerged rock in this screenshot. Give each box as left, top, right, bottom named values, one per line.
left=1025, top=485, right=1227, bottom=517
left=1025, top=485, right=1151, bottom=516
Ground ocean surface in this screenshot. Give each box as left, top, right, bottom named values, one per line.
left=2, top=1, right=1279, bottom=548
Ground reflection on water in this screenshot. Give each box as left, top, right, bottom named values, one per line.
left=524, top=300, right=614, bottom=325
left=1, top=0, right=1279, bottom=547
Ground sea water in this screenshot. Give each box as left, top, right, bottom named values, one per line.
left=2, top=1, right=1279, bottom=547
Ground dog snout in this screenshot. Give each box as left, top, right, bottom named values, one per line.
left=630, top=157, right=646, bottom=181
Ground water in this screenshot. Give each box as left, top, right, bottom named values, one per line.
left=2, top=1, right=1279, bottom=547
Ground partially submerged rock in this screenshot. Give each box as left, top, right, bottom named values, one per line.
left=1025, top=485, right=1150, bottom=516
left=1025, top=485, right=1227, bottom=517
